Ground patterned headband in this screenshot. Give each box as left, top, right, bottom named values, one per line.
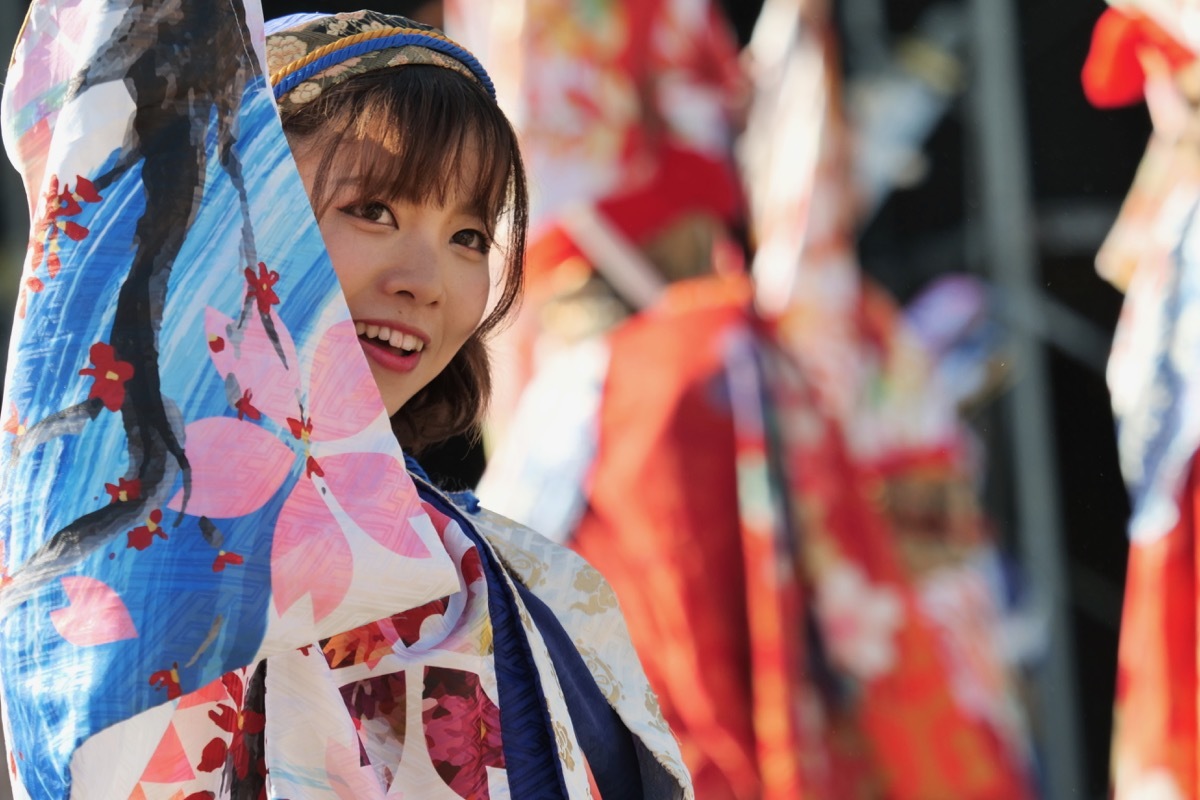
left=266, top=10, right=496, bottom=111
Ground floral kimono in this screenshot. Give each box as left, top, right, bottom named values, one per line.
left=481, top=272, right=1035, bottom=800
left=0, top=1, right=689, bottom=798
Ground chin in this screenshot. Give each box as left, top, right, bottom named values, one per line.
left=369, top=372, right=418, bottom=417
left=383, top=395, right=411, bottom=418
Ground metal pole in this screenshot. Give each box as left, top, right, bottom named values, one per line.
left=965, top=0, right=1085, bottom=797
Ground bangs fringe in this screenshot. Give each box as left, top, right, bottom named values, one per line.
left=298, top=67, right=514, bottom=240
left=280, top=63, right=529, bottom=450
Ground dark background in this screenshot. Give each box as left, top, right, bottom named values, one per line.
left=0, top=1, right=1147, bottom=797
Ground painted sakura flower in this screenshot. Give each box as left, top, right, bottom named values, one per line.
left=80, top=342, right=134, bottom=412
left=168, top=308, right=431, bottom=621
left=127, top=509, right=166, bottom=551
left=105, top=477, right=141, bottom=503
left=150, top=662, right=183, bottom=700
left=815, top=562, right=904, bottom=680
left=244, top=261, right=280, bottom=314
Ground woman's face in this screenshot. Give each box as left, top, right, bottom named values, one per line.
left=292, top=139, right=493, bottom=416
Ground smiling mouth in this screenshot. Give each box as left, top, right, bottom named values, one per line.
left=354, top=321, right=425, bottom=357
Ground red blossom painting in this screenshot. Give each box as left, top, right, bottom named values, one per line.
left=28, top=174, right=102, bottom=281
left=127, top=509, right=166, bottom=551
left=80, top=342, right=135, bottom=412
left=244, top=261, right=280, bottom=314
left=197, top=672, right=265, bottom=781
left=105, top=477, right=141, bottom=504
left=149, top=663, right=182, bottom=700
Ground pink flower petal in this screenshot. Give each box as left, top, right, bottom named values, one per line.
left=307, top=320, right=385, bottom=441
left=272, top=477, right=352, bottom=622
left=139, top=722, right=196, bottom=784
left=178, top=675, right=230, bottom=710
left=322, top=453, right=429, bottom=558
left=50, top=576, right=137, bottom=647
left=205, top=306, right=301, bottom=427
left=169, top=418, right=294, bottom=518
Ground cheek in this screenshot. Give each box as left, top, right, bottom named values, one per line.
left=318, top=225, right=360, bottom=293
left=449, top=269, right=492, bottom=343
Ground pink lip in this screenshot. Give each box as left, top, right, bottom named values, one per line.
left=359, top=338, right=421, bottom=373
left=354, top=319, right=429, bottom=375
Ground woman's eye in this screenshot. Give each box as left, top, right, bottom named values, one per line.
left=452, top=228, right=491, bottom=254
left=344, top=201, right=395, bottom=226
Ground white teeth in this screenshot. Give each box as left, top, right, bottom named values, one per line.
left=355, top=321, right=425, bottom=352
left=387, top=331, right=424, bottom=352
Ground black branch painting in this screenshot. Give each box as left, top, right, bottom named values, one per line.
left=1, top=0, right=278, bottom=616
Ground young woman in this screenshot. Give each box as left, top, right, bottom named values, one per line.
left=0, top=5, right=687, bottom=798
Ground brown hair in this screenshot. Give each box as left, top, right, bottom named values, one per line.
left=280, top=65, right=527, bottom=452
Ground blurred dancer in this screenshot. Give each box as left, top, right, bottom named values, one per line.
left=460, top=0, right=1035, bottom=795
left=1083, top=5, right=1200, bottom=798
left=740, top=0, right=1036, bottom=796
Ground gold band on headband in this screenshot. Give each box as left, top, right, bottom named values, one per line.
left=266, top=11, right=495, bottom=111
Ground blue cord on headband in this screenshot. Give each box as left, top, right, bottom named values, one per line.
left=271, top=32, right=497, bottom=101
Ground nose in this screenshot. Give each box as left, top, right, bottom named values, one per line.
left=378, top=228, right=445, bottom=306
